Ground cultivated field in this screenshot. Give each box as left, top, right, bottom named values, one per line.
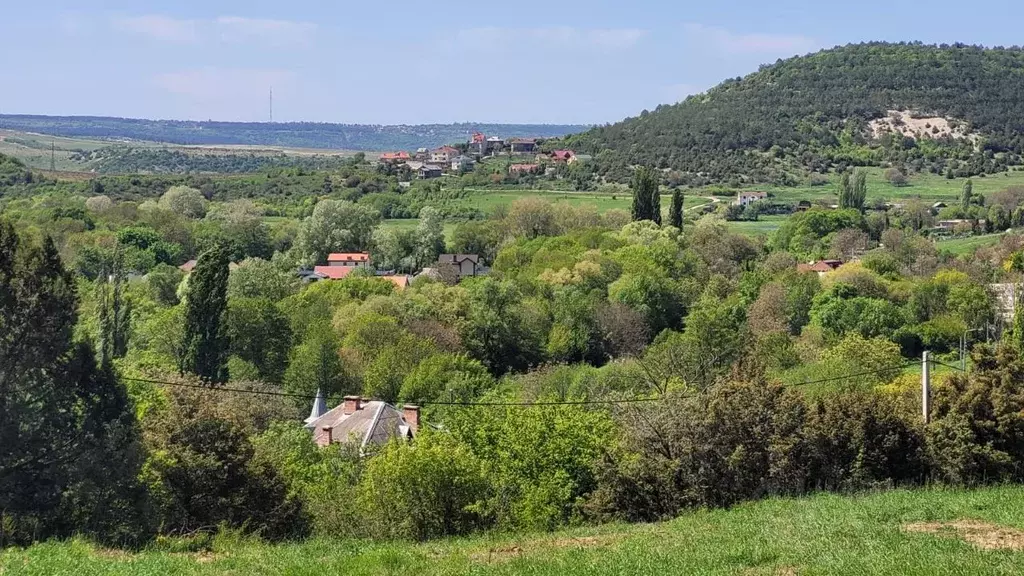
left=7, top=486, right=1024, bottom=575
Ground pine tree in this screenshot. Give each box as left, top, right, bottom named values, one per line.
left=631, top=166, right=660, bottom=223
left=961, top=179, right=974, bottom=210
left=180, top=244, right=231, bottom=383
left=669, top=189, right=684, bottom=229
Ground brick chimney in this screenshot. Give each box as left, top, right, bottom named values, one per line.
left=343, top=395, right=361, bottom=415
left=318, top=426, right=334, bottom=447
left=403, top=405, right=420, bottom=434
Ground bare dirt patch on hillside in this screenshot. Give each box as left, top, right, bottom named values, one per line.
left=468, top=533, right=624, bottom=564
left=870, top=110, right=976, bottom=144
left=903, top=519, right=1024, bottom=551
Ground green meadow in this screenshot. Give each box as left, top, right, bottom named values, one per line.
left=9, top=486, right=1024, bottom=575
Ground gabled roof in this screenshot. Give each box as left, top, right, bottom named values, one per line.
left=551, top=150, right=575, bottom=161
left=305, top=389, right=327, bottom=428
left=420, top=164, right=443, bottom=171
left=797, top=260, right=843, bottom=273
left=179, top=259, right=198, bottom=273
left=308, top=400, right=414, bottom=449
left=439, top=253, right=480, bottom=264
left=380, top=151, right=410, bottom=161
left=434, top=146, right=460, bottom=153
left=327, top=253, right=370, bottom=263
left=314, top=265, right=356, bottom=280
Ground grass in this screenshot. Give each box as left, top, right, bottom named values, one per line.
left=754, top=167, right=1024, bottom=204
left=935, top=231, right=1008, bottom=255
left=725, top=215, right=789, bottom=236
left=9, top=485, right=1024, bottom=574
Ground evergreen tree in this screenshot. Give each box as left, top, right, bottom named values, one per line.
left=1013, top=286, right=1024, bottom=357
left=961, top=179, right=974, bottom=210
left=631, top=166, right=660, bottom=223
left=180, top=244, right=231, bottom=383
left=0, top=221, right=148, bottom=546
left=95, top=261, right=132, bottom=370
left=669, top=189, right=684, bottom=229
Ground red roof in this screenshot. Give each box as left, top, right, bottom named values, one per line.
left=314, top=266, right=356, bottom=280
left=797, top=260, right=843, bottom=273
left=327, top=253, right=370, bottom=263
left=551, top=150, right=575, bottom=161
left=380, top=152, right=410, bottom=161
left=471, top=133, right=485, bottom=143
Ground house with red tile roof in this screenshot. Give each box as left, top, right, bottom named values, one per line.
left=550, top=150, right=575, bottom=162
left=796, top=260, right=843, bottom=275
left=379, top=151, right=410, bottom=163
left=313, top=265, right=356, bottom=280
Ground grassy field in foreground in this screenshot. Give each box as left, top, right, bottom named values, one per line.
left=8, top=486, right=1024, bottom=575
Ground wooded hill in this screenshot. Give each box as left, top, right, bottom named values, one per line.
left=562, top=42, right=1024, bottom=185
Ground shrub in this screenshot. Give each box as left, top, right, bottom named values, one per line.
left=357, top=432, right=489, bottom=540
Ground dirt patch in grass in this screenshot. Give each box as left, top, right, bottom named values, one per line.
left=903, top=519, right=1024, bottom=551
left=470, top=534, right=623, bottom=564
left=91, top=548, right=136, bottom=561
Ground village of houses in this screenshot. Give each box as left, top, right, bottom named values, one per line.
left=379, top=132, right=592, bottom=180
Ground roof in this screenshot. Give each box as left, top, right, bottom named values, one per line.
left=551, top=150, right=575, bottom=161
left=434, top=146, right=460, bottom=153
left=382, top=275, right=412, bottom=289
left=438, top=253, right=480, bottom=264
left=420, top=164, right=443, bottom=171
left=508, top=137, right=537, bottom=144
left=305, top=389, right=327, bottom=428
left=797, top=260, right=843, bottom=273
left=308, top=400, right=413, bottom=449
left=327, top=253, right=369, bottom=263
left=179, top=259, right=198, bottom=273
left=509, top=163, right=539, bottom=172
left=380, top=151, right=410, bottom=161
left=313, top=265, right=356, bottom=280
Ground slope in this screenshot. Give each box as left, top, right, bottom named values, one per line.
left=563, top=42, right=1024, bottom=185
left=8, top=485, right=1024, bottom=575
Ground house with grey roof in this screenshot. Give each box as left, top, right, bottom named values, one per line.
left=438, top=254, right=482, bottom=279
left=305, top=394, right=419, bottom=452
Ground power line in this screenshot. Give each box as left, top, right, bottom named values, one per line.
left=929, top=359, right=966, bottom=372
left=788, top=361, right=918, bottom=387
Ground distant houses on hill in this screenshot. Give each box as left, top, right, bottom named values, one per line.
left=377, top=132, right=573, bottom=179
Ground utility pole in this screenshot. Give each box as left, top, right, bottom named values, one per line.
left=922, top=350, right=931, bottom=424
left=50, top=140, right=55, bottom=172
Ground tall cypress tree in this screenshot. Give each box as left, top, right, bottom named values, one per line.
left=180, top=244, right=231, bottom=383
left=961, top=179, right=974, bottom=210
left=631, top=166, right=660, bottom=223
left=669, top=189, right=684, bottom=229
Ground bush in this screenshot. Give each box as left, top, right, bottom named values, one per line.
left=357, top=432, right=489, bottom=540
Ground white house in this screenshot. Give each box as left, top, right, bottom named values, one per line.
left=734, top=191, right=768, bottom=206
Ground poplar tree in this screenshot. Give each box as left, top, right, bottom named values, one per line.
left=180, top=244, right=231, bottom=383
left=670, top=189, right=684, bottom=229
left=961, top=179, right=974, bottom=210
left=631, top=166, right=661, bottom=224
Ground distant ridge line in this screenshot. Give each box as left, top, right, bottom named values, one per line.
left=0, top=114, right=590, bottom=152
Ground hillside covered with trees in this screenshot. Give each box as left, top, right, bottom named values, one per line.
left=563, top=42, right=1024, bottom=185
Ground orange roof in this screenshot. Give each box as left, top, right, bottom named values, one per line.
left=314, top=266, right=356, bottom=280
left=551, top=150, right=575, bottom=161
left=380, top=152, right=410, bottom=161
left=327, top=253, right=370, bottom=263
left=382, top=275, right=411, bottom=289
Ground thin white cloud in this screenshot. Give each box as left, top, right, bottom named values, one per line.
left=684, top=23, right=817, bottom=56
left=113, top=14, right=199, bottom=44
left=215, top=16, right=317, bottom=47
left=111, top=14, right=316, bottom=47
left=456, top=27, right=646, bottom=51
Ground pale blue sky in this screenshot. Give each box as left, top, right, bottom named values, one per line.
left=3, top=0, right=1023, bottom=125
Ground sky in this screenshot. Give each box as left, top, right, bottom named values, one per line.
left=2, top=0, right=1023, bottom=126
